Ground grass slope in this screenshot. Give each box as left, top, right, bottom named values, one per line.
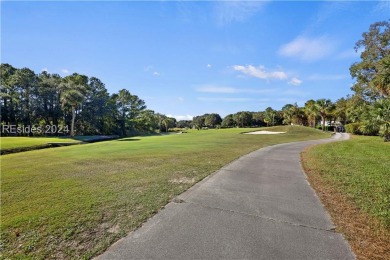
left=1, top=126, right=328, bottom=259
left=1, top=137, right=79, bottom=150
left=302, top=135, right=390, bottom=259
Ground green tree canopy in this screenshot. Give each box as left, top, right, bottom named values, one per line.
left=221, top=114, right=235, bottom=128
left=233, top=111, right=252, bottom=127
left=350, top=20, right=390, bottom=100
left=204, top=113, right=222, bottom=128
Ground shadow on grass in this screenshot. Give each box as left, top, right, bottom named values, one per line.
left=117, top=138, right=141, bottom=142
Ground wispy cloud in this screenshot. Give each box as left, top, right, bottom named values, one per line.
left=214, top=1, right=268, bottom=26
left=207, top=64, right=212, bottom=68
left=153, top=72, right=160, bottom=76
left=233, top=65, right=288, bottom=80
left=288, top=77, right=302, bottom=86
left=196, top=85, right=274, bottom=94
left=197, top=97, right=254, bottom=102
left=42, top=68, right=48, bottom=73
left=278, top=35, right=337, bottom=62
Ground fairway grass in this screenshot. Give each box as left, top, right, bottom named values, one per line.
left=302, top=135, right=390, bottom=259
left=1, top=126, right=329, bottom=259
left=0, top=136, right=79, bottom=150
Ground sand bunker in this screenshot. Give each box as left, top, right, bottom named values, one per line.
left=245, top=130, right=286, bottom=135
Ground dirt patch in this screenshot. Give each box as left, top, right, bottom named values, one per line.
left=107, top=225, right=120, bottom=234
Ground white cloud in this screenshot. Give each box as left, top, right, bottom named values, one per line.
left=153, top=72, right=160, bottom=76
left=61, top=69, right=69, bottom=75
left=207, top=64, right=212, bottom=68
left=166, top=114, right=193, bottom=121
left=278, top=35, right=336, bottom=61
left=42, top=68, right=49, bottom=72
left=233, top=65, right=288, bottom=80
left=197, top=97, right=254, bottom=102
left=177, top=97, right=184, bottom=102
left=196, top=85, right=274, bottom=94
left=288, top=77, right=302, bottom=86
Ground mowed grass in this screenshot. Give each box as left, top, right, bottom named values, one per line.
left=1, top=126, right=329, bottom=259
left=1, top=137, right=79, bottom=150
left=302, top=135, right=390, bottom=259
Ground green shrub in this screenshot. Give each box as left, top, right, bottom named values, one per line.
left=359, top=122, right=380, bottom=136
left=345, top=123, right=362, bottom=135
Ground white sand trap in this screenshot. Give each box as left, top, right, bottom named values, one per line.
left=245, top=130, right=286, bottom=135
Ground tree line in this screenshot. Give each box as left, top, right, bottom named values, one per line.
left=1, top=21, right=389, bottom=140
left=0, top=65, right=177, bottom=136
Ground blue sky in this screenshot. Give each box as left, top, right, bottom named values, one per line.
left=2, top=1, right=389, bottom=120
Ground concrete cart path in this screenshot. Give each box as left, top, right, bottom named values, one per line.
left=97, top=133, right=355, bottom=260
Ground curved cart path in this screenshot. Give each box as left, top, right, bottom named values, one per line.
left=97, top=133, right=355, bottom=259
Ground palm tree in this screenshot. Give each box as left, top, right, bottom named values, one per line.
left=264, top=107, right=277, bottom=127
left=315, top=99, right=334, bottom=131
left=291, top=103, right=304, bottom=125
left=304, top=100, right=317, bottom=128
left=60, top=83, right=84, bottom=136
left=282, top=104, right=294, bottom=125
left=362, top=98, right=390, bottom=141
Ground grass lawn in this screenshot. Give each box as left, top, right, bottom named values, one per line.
left=301, top=135, right=390, bottom=259
left=0, top=137, right=80, bottom=150
left=1, top=126, right=329, bottom=259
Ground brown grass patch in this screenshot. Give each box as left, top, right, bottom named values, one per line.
left=301, top=147, right=390, bottom=260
